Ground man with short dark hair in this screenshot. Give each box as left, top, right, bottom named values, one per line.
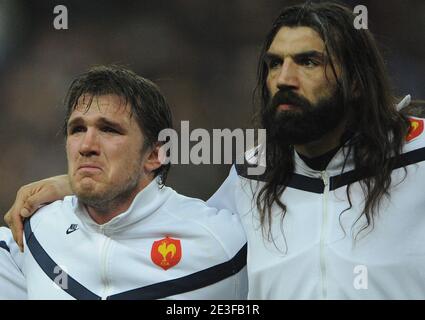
left=1, top=65, right=247, bottom=299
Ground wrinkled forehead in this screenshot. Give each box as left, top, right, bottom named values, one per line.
left=69, top=94, right=132, bottom=121
left=268, top=26, right=326, bottom=56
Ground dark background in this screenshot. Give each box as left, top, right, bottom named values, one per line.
left=1, top=0, right=424, bottom=224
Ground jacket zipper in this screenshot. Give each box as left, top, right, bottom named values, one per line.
left=100, top=226, right=112, bottom=300
left=320, top=171, right=330, bottom=300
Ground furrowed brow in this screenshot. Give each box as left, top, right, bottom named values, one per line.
left=293, top=50, right=326, bottom=61
left=67, top=117, right=84, bottom=129
left=264, top=52, right=282, bottom=62
left=97, top=117, right=126, bottom=131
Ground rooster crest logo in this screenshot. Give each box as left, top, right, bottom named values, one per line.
left=158, top=242, right=176, bottom=266
left=406, top=118, right=424, bottom=142
left=151, top=237, right=182, bottom=270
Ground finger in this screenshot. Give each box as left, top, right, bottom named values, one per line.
left=7, top=187, right=33, bottom=250
left=4, top=204, right=20, bottom=237
left=12, top=220, right=24, bottom=253
left=4, top=209, right=12, bottom=227
left=17, top=189, right=57, bottom=251
left=21, top=188, right=55, bottom=217
left=21, top=207, right=31, bottom=218
left=9, top=186, right=31, bottom=223
left=8, top=209, right=24, bottom=252
left=6, top=191, right=29, bottom=249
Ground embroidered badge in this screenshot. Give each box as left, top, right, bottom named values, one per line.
left=151, top=237, right=182, bottom=270
left=406, top=118, right=424, bottom=142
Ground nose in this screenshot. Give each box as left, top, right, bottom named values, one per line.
left=276, top=59, right=299, bottom=90
left=79, top=128, right=100, bottom=157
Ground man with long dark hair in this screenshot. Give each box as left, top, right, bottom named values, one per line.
left=208, top=1, right=425, bottom=299
left=4, top=2, right=425, bottom=299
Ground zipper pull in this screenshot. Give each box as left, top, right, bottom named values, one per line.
left=99, top=225, right=105, bottom=235
left=321, top=171, right=329, bottom=187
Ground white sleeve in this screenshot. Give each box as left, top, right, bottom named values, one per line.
left=0, top=227, right=27, bottom=299
left=207, top=165, right=239, bottom=213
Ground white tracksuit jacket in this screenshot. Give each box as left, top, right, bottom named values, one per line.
left=0, top=227, right=26, bottom=299
left=22, top=179, right=248, bottom=300
left=208, top=116, right=425, bottom=300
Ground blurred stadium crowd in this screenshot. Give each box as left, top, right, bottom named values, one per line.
left=0, top=0, right=424, bottom=224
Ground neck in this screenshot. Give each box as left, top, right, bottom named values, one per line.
left=294, top=120, right=347, bottom=158
left=85, top=178, right=152, bottom=225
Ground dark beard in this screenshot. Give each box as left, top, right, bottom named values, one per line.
left=261, top=87, right=345, bottom=146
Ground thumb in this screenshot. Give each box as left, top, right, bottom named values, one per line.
left=21, top=208, right=30, bottom=218
left=20, top=190, right=51, bottom=218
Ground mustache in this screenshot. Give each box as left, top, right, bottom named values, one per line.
left=270, top=90, right=312, bottom=110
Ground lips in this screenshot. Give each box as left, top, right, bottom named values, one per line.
left=277, top=104, right=297, bottom=111
left=271, top=90, right=310, bottom=112
left=77, top=164, right=103, bottom=173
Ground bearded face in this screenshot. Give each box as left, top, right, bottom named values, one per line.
left=262, top=85, right=345, bottom=146
left=262, top=26, right=347, bottom=146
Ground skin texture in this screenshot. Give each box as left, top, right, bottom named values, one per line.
left=4, top=94, right=161, bottom=250
left=265, top=26, right=346, bottom=158
left=4, top=175, right=72, bottom=251
left=67, top=94, right=153, bottom=224
left=4, top=26, right=348, bottom=248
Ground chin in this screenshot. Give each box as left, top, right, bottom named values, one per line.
left=77, top=173, right=103, bottom=185
left=75, top=188, right=105, bottom=204
left=73, top=178, right=98, bottom=195
left=75, top=187, right=95, bottom=199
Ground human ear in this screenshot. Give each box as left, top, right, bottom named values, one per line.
left=143, top=144, right=162, bottom=174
